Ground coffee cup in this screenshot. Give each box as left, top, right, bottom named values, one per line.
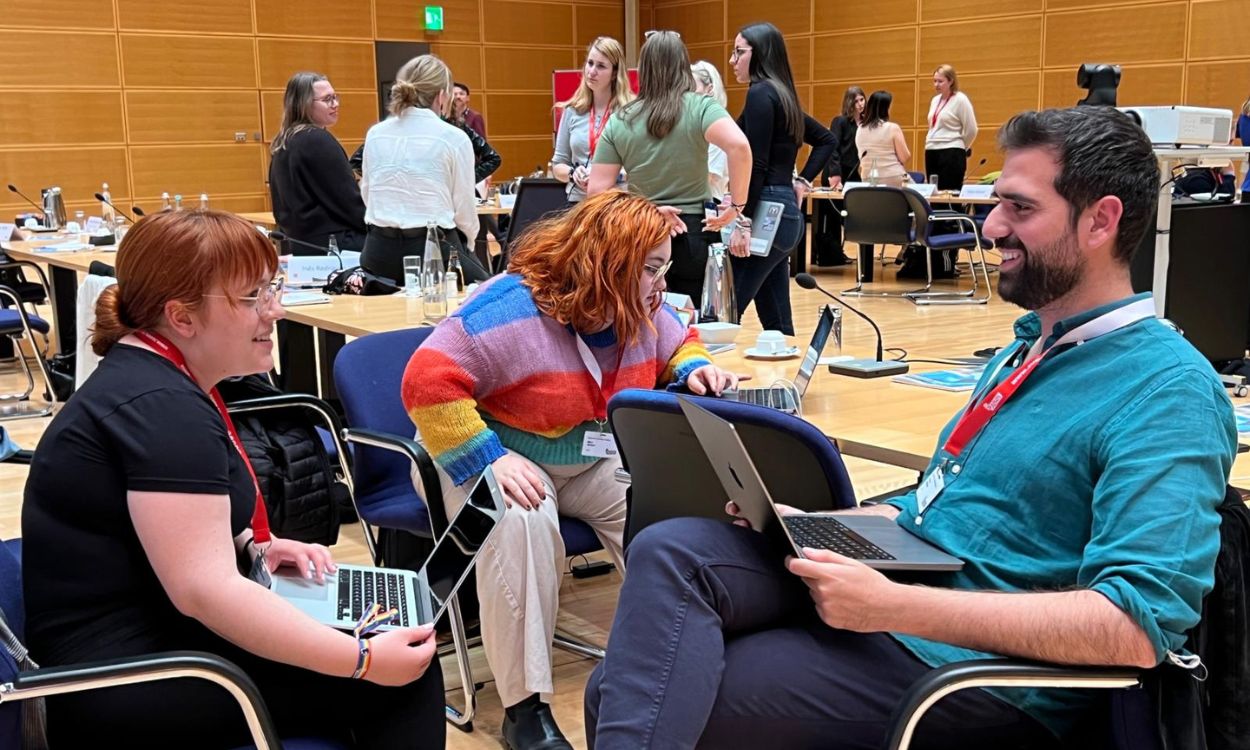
left=754, top=330, right=788, bottom=354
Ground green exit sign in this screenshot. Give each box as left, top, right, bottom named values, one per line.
left=424, top=6, right=444, bottom=31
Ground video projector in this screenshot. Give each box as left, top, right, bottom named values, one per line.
left=1118, top=106, right=1234, bottom=147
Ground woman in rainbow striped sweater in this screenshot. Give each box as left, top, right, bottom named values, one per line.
left=402, top=191, right=740, bottom=748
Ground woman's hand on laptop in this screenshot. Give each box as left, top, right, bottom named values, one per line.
left=490, top=453, right=549, bottom=510
left=686, top=365, right=748, bottom=397
left=725, top=500, right=802, bottom=529
left=363, top=625, right=438, bottom=685
left=264, top=537, right=336, bottom=584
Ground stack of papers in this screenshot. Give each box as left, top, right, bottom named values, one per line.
left=893, top=366, right=986, bottom=392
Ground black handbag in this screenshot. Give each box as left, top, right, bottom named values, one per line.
left=322, top=266, right=401, bottom=296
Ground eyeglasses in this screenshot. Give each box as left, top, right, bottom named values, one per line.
left=644, top=29, right=681, bottom=40
left=314, top=94, right=340, bottom=105
left=204, top=277, right=285, bottom=312
left=643, top=259, right=673, bottom=280
left=730, top=47, right=751, bottom=62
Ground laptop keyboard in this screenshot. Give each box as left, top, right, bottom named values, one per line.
left=734, top=387, right=798, bottom=411
left=783, top=515, right=896, bottom=561
left=338, top=568, right=411, bottom=626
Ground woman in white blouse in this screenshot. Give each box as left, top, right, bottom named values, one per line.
left=924, top=64, right=978, bottom=191
left=360, top=54, right=488, bottom=284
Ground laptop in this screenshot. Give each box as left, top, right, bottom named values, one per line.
left=678, top=397, right=963, bottom=571
left=722, top=304, right=836, bottom=413
left=271, top=466, right=507, bottom=630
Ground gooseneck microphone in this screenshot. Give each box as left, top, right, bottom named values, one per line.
left=93, top=192, right=132, bottom=224
left=268, top=231, right=343, bottom=269
left=795, top=273, right=909, bottom=378
left=7, top=183, right=43, bottom=213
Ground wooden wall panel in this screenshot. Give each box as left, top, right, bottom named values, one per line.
left=920, top=0, right=1041, bottom=23
left=122, top=35, right=258, bottom=88
left=494, top=138, right=559, bottom=179
left=485, top=47, right=579, bottom=91
left=258, top=39, right=376, bottom=90
left=654, top=2, right=723, bottom=44
left=687, top=44, right=728, bottom=71
left=576, top=3, right=625, bottom=46
left=1186, top=61, right=1250, bottom=110
left=1187, top=0, right=1250, bottom=61
left=484, top=2, right=575, bottom=45
left=6, top=0, right=115, bottom=29
left=0, top=32, right=119, bottom=88
left=1044, top=5, right=1188, bottom=67
left=128, top=91, right=261, bottom=145
left=0, top=93, right=125, bottom=146
left=813, top=79, right=916, bottom=126
left=117, top=0, right=252, bottom=33
left=430, top=44, right=485, bottom=91
left=958, top=71, right=1041, bottom=126
left=0, top=148, right=131, bottom=209
left=816, top=0, right=917, bottom=33
left=130, top=145, right=267, bottom=197
left=376, top=0, right=482, bottom=42
left=727, top=0, right=810, bottom=37
left=918, top=16, right=1042, bottom=74
left=788, top=36, right=812, bottom=83
left=1042, top=64, right=1185, bottom=109
left=813, top=29, right=917, bottom=81
left=256, top=0, right=373, bottom=39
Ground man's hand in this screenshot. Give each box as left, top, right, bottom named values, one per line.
left=787, top=548, right=901, bottom=632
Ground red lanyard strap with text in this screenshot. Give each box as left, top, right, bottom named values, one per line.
left=133, top=330, right=271, bottom=545
left=573, top=333, right=622, bottom=423
left=942, top=298, right=1157, bottom=460
left=587, top=105, right=610, bottom=160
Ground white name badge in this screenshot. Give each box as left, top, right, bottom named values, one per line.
left=582, top=431, right=618, bottom=459
left=915, top=465, right=946, bottom=514
left=959, top=184, right=995, bottom=199
left=0, top=223, right=15, bottom=241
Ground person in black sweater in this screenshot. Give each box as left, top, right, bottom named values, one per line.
left=268, top=72, right=367, bottom=255
left=813, top=86, right=865, bottom=266
left=729, top=22, right=837, bottom=335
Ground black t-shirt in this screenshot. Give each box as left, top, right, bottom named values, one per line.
left=22, top=344, right=254, bottom=665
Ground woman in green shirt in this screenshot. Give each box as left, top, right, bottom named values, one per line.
left=588, top=31, right=750, bottom=307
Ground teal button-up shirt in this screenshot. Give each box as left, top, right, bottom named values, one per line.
left=885, top=293, right=1236, bottom=736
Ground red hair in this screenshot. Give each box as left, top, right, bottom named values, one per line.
left=93, top=209, right=278, bottom=356
left=508, top=191, right=668, bottom=346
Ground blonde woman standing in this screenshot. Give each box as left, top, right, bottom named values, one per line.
left=360, top=55, right=488, bottom=285
left=924, top=64, right=978, bottom=190
left=551, top=37, right=634, bottom=205
left=691, top=60, right=730, bottom=200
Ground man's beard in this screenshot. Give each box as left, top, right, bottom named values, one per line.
left=996, top=232, right=1085, bottom=311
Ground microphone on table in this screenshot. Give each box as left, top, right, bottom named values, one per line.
left=7, top=183, right=43, bottom=214
left=795, top=273, right=909, bottom=378
left=268, top=231, right=343, bottom=269
left=131, top=206, right=146, bottom=218
left=93, top=192, right=133, bottom=223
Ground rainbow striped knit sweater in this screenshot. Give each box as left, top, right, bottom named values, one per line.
left=403, top=273, right=711, bottom=485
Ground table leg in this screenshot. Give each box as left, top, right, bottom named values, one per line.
left=48, top=265, right=78, bottom=355
left=858, top=244, right=875, bottom=283
left=280, top=319, right=318, bottom=396
left=317, top=328, right=345, bottom=404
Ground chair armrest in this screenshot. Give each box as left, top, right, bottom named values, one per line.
left=0, top=260, right=52, bottom=293
left=341, top=427, right=448, bottom=533
left=884, top=659, right=1142, bottom=750
left=226, top=393, right=352, bottom=482
left=2, top=650, right=281, bottom=749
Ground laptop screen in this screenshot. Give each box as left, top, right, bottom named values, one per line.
left=792, top=305, right=836, bottom=396
left=422, top=468, right=504, bottom=618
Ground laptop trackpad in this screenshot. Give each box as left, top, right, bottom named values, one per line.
left=272, top=571, right=335, bottom=601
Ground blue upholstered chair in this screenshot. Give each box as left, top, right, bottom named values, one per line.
left=607, top=389, right=856, bottom=547
left=0, top=281, right=56, bottom=419
left=0, top=539, right=345, bottom=750
left=901, top=190, right=994, bottom=305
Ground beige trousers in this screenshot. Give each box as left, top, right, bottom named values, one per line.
left=427, top=450, right=626, bottom=708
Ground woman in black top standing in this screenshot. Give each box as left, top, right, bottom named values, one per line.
left=729, top=23, right=837, bottom=335
left=813, top=86, right=866, bottom=266
left=268, top=72, right=367, bottom=255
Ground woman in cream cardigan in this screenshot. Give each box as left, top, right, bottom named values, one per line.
left=924, top=64, right=978, bottom=190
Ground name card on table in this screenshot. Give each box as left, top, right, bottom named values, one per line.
left=85, top=216, right=105, bottom=232
left=905, top=183, right=937, bottom=198
left=0, top=224, right=15, bottom=242
left=285, top=251, right=362, bottom=287
left=959, top=184, right=995, bottom=199
left=841, top=182, right=870, bottom=192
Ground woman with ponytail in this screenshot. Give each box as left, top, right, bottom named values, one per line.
left=22, top=210, right=445, bottom=747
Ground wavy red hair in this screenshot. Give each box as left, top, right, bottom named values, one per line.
left=508, top=191, right=668, bottom=346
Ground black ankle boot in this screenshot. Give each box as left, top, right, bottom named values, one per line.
left=502, top=694, right=572, bottom=750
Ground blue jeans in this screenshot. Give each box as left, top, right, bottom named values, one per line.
left=731, top=185, right=803, bottom=335
left=583, top=518, right=1053, bottom=750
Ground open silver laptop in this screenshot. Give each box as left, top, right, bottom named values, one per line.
left=271, top=466, right=507, bottom=630
left=722, top=304, right=836, bottom=414
left=678, top=397, right=963, bottom=571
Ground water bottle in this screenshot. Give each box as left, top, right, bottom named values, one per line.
left=173, top=194, right=183, bottom=210
left=444, top=247, right=463, bottom=299
left=100, top=182, right=115, bottom=228
left=421, top=224, right=447, bottom=320
left=161, top=192, right=172, bottom=211
left=199, top=193, right=209, bottom=210
left=868, top=158, right=880, bottom=186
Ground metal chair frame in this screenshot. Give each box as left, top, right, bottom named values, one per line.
left=901, top=192, right=993, bottom=306
left=0, top=282, right=57, bottom=420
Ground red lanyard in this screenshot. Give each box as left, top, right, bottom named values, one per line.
left=942, top=351, right=1040, bottom=458
left=573, top=333, right=622, bottom=422
left=133, top=330, right=271, bottom=544
left=587, top=105, right=610, bottom=159
left=930, top=96, right=951, bottom=129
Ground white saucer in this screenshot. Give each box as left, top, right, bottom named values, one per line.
left=744, top=346, right=800, bottom=360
